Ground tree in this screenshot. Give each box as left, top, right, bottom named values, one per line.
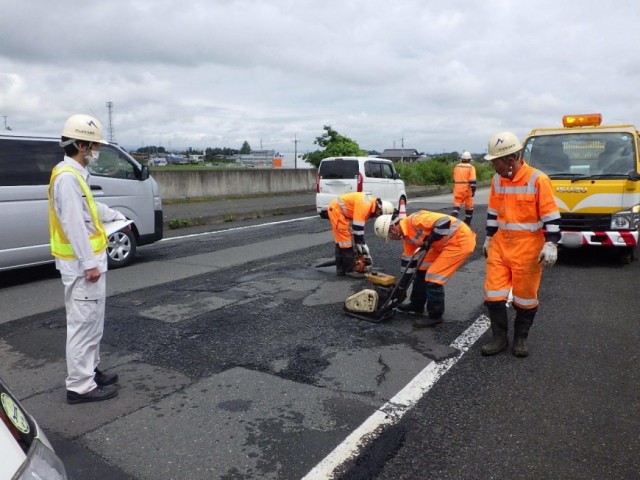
left=240, top=141, right=251, bottom=154
left=303, top=125, right=366, bottom=167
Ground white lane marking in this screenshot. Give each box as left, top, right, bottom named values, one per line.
left=302, top=314, right=490, bottom=480
left=160, top=215, right=319, bottom=242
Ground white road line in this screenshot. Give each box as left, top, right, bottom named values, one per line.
left=302, top=314, right=490, bottom=480
left=160, top=215, right=319, bottom=242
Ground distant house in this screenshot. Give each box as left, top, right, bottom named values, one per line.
left=235, top=149, right=276, bottom=166
left=379, top=148, right=421, bottom=163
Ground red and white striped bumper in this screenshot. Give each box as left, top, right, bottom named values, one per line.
left=560, top=231, right=639, bottom=248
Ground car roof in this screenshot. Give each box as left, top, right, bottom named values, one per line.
left=321, top=156, right=389, bottom=162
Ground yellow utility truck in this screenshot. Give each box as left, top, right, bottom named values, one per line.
left=522, top=113, right=640, bottom=263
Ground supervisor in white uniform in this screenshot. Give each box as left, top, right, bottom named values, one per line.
left=48, top=114, right=126, bottom=405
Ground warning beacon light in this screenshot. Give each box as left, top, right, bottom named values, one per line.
left=562, top=113, right=602, bottom=128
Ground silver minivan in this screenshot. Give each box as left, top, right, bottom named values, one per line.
left=315, top=156, right=407, bottom=218
left=0, top=131, right=163, bottom=271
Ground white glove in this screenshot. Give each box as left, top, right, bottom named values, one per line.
left=538, top=242, right=558, bottom=267
left=357, top=244, right=370, bottom=256
left=482, top=237, right=492, bottom=258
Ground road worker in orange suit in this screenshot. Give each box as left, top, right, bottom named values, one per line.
left=452, top=151, right=477, bottom=225
left=481, top=131, right=561, bottom=358
left=328, top=192, right=394, bottom=278
left=374, top=211, right=476, bottom=328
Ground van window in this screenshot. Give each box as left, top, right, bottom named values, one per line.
left=319, top=159, right=358, bottom=179
left=365, top=161, right=381, bottom=178
left=0, top=139, right=59, bottom=186
left=381, top=162, right=395, bottom=179
left=0, top=140, right=140, bottom=186
left=89, top=145, right=138, bottom=180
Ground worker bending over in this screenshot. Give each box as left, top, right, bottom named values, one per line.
left=374, top=211, right=476, bottom=328
left=328, top=192, right=393, bottom=278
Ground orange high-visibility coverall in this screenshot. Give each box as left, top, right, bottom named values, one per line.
left=399, top=211, right=476, bottom=285
left=452, top=162, right=477, bottom=213
left=484, top=163, right=561, bottom=310
left=328, top=192, right=377, bottom=249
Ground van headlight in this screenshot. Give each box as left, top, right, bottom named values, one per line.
left=14, top=438, right=68, bottom=479
left=611, top=205, right=640, bottom=230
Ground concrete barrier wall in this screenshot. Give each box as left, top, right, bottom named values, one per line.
left=152, top=169, right=318, bottom=200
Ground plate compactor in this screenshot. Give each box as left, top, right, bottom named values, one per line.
left=344, top=244, right=429, bottom=323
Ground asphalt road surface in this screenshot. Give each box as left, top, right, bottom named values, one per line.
left=1, top=190, right=637, bottom=479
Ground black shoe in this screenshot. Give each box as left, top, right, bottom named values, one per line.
left=94, top=368, right=118, bottom=386
left=512, top=336, right=529, bottom=358
left=67, top=385, right=118, bottom=404
left=413, top=316, right=443, bottom=328
left=481, top=335, right=509, bottom=356
left=397, top=302, right=424, bottom=315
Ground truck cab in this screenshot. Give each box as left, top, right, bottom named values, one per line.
left=523, top=113, right=640, bottom=263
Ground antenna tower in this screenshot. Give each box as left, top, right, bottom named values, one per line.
left=106, top=101, right=115, bottom=142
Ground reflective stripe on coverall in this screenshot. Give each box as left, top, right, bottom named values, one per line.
left=484, top=163, right=561, bottom=309
left=452, top=162, right=476, bottom=212
left=327, top=192, right=376, bottom=248
left=399, top=211, right=476, bottom=285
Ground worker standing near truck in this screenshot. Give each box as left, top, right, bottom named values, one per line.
left=328, top=192, right=393, bottom=278
left=373, top=210, right=475, bottom=328
left=452, top=151, right=477, bottom=225
left=481, top=131, right=561, bottom=358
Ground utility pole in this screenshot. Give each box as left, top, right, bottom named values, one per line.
left=400, top=137, right=404, bottom=163
left=293, top=134, right=299, bottom=169
left=3, top=115, right=9, bottom=130
left=106, top=101, right=115, bottom=142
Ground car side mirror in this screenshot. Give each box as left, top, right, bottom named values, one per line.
left=138, top=165, right=150, bottom=180
left=393, top=172, right=401, bottom=180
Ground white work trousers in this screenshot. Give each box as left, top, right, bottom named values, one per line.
left=61, top=272, right=106, bottom=394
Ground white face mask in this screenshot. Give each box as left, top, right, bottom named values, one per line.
left=84, top=148, right=100, bottom=165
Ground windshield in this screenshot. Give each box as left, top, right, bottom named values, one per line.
left=523, top=133, right=636, bottom=177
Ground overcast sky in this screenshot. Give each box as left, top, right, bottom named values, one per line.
left=2, top=0, right=640, bottom=159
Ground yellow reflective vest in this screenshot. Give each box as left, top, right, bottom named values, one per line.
left=48, top=165, right=108, bottom=260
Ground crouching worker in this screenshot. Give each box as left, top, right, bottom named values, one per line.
left=374, top=211, right=476, bottom=328
left=328, top=192, right=394, bottom=278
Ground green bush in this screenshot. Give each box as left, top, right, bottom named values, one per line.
left=395, top=161, right=494, bottom=186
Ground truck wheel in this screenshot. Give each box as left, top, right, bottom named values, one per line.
left=107, top=229, right=137, bottom=269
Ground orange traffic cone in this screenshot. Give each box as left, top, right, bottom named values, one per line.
left=398, top=198, right=407, bottom=219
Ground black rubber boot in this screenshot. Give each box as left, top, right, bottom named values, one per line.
left=512, top=306, right=536, bottom=358
left=414, top=282, right=444, bottom=328
left=464, top=209, right=473, bottom=226
left=397, top=302, right=424, bottom=315
left=335, top=244, right=345, bottom=276
left=342, top=248, right=365, bottom=279
left=451, top=207, right=460, bottom=218
left=481, top=301, right=509, bottom=356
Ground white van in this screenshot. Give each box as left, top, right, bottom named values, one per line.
left=0, top=131, right=163, bottom=271
left=315, top=156, right=407, bottom=218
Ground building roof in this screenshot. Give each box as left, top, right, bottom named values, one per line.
left=380, top=148, right=420, bottom=160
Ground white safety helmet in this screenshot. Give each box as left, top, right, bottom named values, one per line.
left=460, top=151, right=473, bottom=161
left=484, top=131, right=522, bottom=161
left=380, top=200, right=394, bottom=215
left=60, top=114, right=109, bottom=145
left=374, top=214, right=394, bottom=239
